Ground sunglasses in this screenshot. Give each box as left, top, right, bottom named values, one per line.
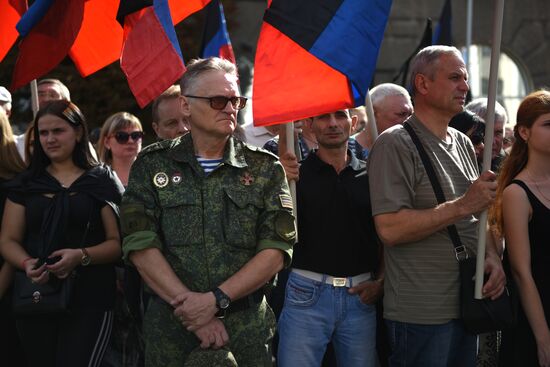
left=185, top=95, right=247, bottom=110
left=112, top=131, right=144, bottom=144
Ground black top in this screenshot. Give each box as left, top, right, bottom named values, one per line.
left=291, top=151, right=379, bottom=277
left=8, top=165, right=124, bottom=311
left=511, top=180, right=550, bottom=322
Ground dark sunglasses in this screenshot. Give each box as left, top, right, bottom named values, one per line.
left=113, top=131, right=144, bottom=144
left=185, top=95, right=247, bottom=110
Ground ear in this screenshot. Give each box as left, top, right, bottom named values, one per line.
left=414, top=73, right=430, bottom=95
left=103, top=135, right=111, bottom=150
left=304, top=117, right=314, bottom=130
left=517, top=125, right=530, bottom=142
left=350, top=114, right=358, bottom=133
left=181, top=96, right=191, bottom=118
left=152, top=122, right=159, bottom=135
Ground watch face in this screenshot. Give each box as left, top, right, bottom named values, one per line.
left=219, top=298, right=230, bottom=309
left=82, top=256, right=91, bottom=266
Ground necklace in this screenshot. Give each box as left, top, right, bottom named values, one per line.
left=526, top=169, right=550, bottom=202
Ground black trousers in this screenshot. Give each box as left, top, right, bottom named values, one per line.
left=17, top=309, right=113, bottom=367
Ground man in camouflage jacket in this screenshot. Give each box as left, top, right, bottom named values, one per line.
left=121, top=57, right=296, bottom=367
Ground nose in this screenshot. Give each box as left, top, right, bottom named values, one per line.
left=178, top=120, right=189, bottom=134
left=459, top=78, right=469, bottom=92
left=222, top=99, right=237, bottom=113
left=327, top=114, right=338, bottom=127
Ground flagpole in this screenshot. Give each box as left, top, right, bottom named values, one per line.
left=365, top=89, right=378, bottom=141
left=285, top=122, right=298, bottom=242
left=474, top=0, right=505, bottom=300
left=30, top=79, right=39, bottom=117
left=465, top=0, right=473, bottom=80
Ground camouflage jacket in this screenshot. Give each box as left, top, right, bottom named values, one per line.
left=121, top=134, right=295, bottom=292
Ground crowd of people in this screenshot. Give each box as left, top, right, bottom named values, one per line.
left=0, top=45, right=548, bottom=367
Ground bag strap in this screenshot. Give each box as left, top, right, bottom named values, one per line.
left=403, top=122, right=468, bottom=261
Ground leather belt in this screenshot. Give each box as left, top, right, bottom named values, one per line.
left=292, top=269, right=372, bottom=287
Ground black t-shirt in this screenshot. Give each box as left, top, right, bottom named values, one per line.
left=291, top=151, right=379, bottom=277
left=8, top=166, right=123, bottom=311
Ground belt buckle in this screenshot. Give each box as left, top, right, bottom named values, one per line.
left=332, top=277, right=347, bottom=287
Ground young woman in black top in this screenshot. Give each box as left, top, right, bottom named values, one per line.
left=0, top=101, right=124, bottom=367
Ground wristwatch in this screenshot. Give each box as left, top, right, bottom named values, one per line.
left=80, top=248, right=91, bottom=266
left=213, top=287, right=231, bottom=318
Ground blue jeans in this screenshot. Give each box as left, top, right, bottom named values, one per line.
left=277, top=271, right=377, bottom=367
left=385, top=319, right=476, bottom=367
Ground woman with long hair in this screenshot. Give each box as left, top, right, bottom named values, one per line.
left=0, top=109, right=27, bottom=366
left=0, top=100, right=124, bottom=367
left=491, top=90, right=550, bottom=367
left=97, top=112, right=143, bottom=187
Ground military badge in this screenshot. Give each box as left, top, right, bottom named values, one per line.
left=279, top=194, right=294, bottom=209
left=240, top=172, right=254, bottom=186
left=172, top=172, right=182, bottom=184
left=153, top=172, right=169, bottom=188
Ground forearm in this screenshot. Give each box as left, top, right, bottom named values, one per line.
left=375, top=198, right=468, bottom=246
left=0, top=240, right=31, bottom=270
left=129, top=247, right=189, bottom=303
left=514, top=273, right=550, bottom=344
left=218, top=248, right=284, bottom=301
left=85, top=239, right=121, bottom=264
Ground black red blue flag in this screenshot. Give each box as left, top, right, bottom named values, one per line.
left=200, top=0, right=235, bottom=64
left=253, top=0, right=392, bottom=126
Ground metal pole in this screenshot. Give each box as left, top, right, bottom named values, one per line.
left=365, top=89, right=378, bottom=141
left=465, top=0, right=473, bottom=80
left=285, top=122, right=298, bottom=242
left=475, top=0, right=505, bottom=300
left=30, top=79, right=39, bottom=118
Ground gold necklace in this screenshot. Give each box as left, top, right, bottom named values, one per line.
left=526, top=169, right=550, bottom=202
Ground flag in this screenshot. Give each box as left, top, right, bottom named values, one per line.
left=199, top=0, right=235, bottom=64
left=392, top=18, right=432, bottom=87
left=253, top=0, right=393, bottom=126
left=11, top=0, right=85, bottom=91
left=433, top=0, right=452, bottom=46
left=118, top=0, right=185, bottom=108
left=69, top=0, right=124, bottom=77
left=0, top=0, right=26, bottom=62
left=169, top=0, right=210, bottom=24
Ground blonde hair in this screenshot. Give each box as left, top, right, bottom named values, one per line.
left=0, top=110, right=26, bottom=179
left=97, top=112, right=142, bottom=165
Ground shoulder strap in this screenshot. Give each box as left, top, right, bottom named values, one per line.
left=403, top=122, right=468, bottom=260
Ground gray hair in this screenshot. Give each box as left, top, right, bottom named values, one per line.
left=180, top=57, right=237, bottom=95
left=408, top=45, right=463, bottom=97
left=370, top=83, right=411, bottom=107
left=465, top=98, right=508, bottom=125
left=38, top=78, right=71, bottom=101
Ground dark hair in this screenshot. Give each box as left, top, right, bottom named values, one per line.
left=449, top=110, right=482, bottom=135
left=28, top=100, right=97, bottom=177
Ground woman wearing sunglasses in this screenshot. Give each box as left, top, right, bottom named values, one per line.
left=98, top=112, right=144, bottom=187
left=0, top=100, right=124, bottom=367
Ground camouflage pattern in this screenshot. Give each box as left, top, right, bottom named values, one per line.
left=183, top=348, right=237, bottom=367
left=120, top=133, right=295, bottom=366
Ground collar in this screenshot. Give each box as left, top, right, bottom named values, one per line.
left=308, top=149, right=365, bottom=172
left=168, top=133, right=247, bottom=169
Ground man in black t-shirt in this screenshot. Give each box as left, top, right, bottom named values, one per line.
left=277, top=109, right=383, bottom=367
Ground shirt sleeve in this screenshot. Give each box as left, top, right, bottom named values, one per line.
left=120, top=155, right=163, bottom=262
left=256, top=159, right=296, bottom=267
left=367, top=131, right=419, bottom=216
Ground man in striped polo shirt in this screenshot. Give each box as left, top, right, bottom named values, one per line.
left=367, top=46, right=506, bottom=367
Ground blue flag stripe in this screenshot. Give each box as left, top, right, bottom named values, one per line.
left=16, top=0, right=54, bottom=37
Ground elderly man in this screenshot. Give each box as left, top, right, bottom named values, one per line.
left=367, top=46, right=505, bottom=367
left=151, top=85, right=190, bottom=140
left=465, top=98, right=508, bottom=171
left=0, top=86, right=12, bottom=118
left=121, top=57, right=296, bottom=367
left=352, top=83, right=413, bottom=157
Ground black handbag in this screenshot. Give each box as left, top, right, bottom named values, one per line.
left=13, top=271, right=76, bottom=315
left=13, top=199, right=93, bottom=315
left=403, top=122, right=517, bottom=334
